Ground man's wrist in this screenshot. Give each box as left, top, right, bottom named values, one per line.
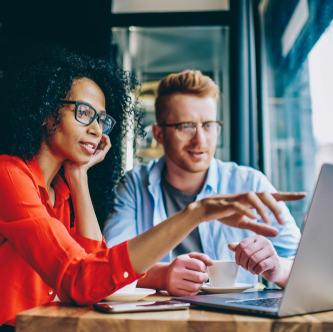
left=138, top=263, right=169, bottom=290
left=274, top=257, right=293, bottom=288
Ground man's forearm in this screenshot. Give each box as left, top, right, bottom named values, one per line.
left=137, top=263, right=169, bottom=290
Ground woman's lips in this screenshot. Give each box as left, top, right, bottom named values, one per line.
left=79, top=142, right=96, bottom=154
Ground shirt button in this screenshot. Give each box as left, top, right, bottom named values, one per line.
left=49, top=290, right=54, bottom=295
left=123, top=272, right=129, bottom=278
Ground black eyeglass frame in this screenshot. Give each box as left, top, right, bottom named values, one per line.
left=158, top=121, right=223, bottom=130
left=60, top=100, right=116, bottom=134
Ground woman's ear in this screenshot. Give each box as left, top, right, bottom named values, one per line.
left=152, top=124, right=164, bottom=146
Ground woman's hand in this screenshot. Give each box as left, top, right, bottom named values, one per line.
left=63, top=134, right=111, bottom=186
left=192, top=192, right=306, bottom=237
left=82, top=134, right=112, bottom=171
left=62, top=135, right=111, bottom=242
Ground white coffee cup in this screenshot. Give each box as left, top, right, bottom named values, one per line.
left=207, top=261, right=239, bottom=288
left=113, top=280, right=138, bottom=294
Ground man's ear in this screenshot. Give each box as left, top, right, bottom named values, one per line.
left=152, top=124, right=164, bottom=146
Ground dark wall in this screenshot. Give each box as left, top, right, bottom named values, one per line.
left=0, top=0, right=111, bottom=64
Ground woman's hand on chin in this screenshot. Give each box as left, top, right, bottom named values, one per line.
left=64, top=134, right=111, bottom=186
left=83, top=134, right=112, bottom=171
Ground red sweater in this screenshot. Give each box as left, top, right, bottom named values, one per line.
left=0, top=156, right=143, bottom=326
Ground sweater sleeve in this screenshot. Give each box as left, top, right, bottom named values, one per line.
left=0, top=161, right=144, bottom=305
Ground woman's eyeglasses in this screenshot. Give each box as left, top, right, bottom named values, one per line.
left=158, top=121, right=223, bottom=140
left=60, top=100, right=116, bottom=135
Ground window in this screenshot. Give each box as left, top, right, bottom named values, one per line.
left=259, top=0, right=333, bottom=228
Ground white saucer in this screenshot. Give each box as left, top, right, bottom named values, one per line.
left=201, top=283, right=253, bottom=294
left=103, top=288, right=156, bottom=302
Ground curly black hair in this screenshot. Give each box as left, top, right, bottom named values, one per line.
left=0, top=46, right=145, bottom=229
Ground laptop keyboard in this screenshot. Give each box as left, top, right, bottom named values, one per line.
left=227, top=297, right=282, bottom=308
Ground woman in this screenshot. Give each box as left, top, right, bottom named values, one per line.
left=0, top=48, right=304, bottom=330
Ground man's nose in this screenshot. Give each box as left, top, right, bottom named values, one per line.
left=190, top=125, right=206, bottom=144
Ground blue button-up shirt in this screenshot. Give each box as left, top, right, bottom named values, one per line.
left=103, top=157, right=301, bottom=285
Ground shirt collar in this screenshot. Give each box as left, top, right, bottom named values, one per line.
left=148, top=156, right=166, bottom=186
left=52, top=174, right=71, bottom=205
left=26, top=157, right=70, bottom=204
left=26, top=157, right=47, bottom=189
left=148, top=156, right=219, bottom=195
left=204, top=157, right=219, bottom=194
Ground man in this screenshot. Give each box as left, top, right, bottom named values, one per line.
left=103, top=70, right=301, bottom=296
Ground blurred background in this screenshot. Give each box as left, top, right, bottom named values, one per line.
left=111, top=25, right=229, bottom=167
left=1, top=0, right=333, bottom=230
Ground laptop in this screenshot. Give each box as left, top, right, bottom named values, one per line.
left=174, top=163, right=333, bottom=317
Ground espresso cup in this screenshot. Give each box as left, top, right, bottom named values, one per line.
left=114, top=280, right=138, bottom=294
left=207, top=261, right=239, bottom=288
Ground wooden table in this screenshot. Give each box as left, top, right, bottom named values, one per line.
left=16, top=293, right=333, bottom=332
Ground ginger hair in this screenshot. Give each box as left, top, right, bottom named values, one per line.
left=155, top=70, right=219, bottom=124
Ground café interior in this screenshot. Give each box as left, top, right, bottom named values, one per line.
left=1, top=0, right=333, bottom=331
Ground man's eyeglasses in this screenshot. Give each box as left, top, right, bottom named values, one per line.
left=60, top=100, right=116, bottom=135
left=158, top=121, right=223, bottom=140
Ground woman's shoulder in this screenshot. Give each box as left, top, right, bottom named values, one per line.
left=0, top=154, right=23, bottom=166
left=0, top=155, right=27, bottom=170
left=0, top=155, right=33, bottom=182
left=0, top=156, right=42, bottom=204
